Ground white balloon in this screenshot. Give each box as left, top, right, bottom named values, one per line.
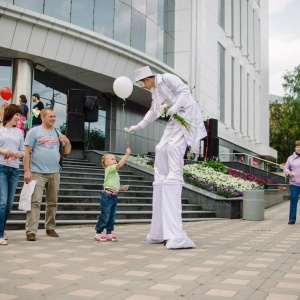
left=113, top=76, right=133, bottom=99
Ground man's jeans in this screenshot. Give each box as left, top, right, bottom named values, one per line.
left=0, top=165, right=19, bottom=238
left=95, top=192, right=117, bottom=234
left=289, top=185, right=300, bottom=223
left=26, top=172, right=60, bottom=234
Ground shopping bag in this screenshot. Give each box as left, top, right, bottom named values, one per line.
left=18, top=180, right=37, bottom=211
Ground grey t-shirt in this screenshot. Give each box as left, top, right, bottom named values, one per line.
left=25, top=126, right=62, bottom=173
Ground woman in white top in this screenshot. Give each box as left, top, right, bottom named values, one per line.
left=0, top=104, right=25, bottom=245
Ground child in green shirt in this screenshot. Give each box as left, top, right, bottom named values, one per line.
left=94, top=148, right=131, bottom=242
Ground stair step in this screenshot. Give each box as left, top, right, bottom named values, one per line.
left=11, top=202, right=202, bottom=211
left=7, top=155, right=217, bottom=230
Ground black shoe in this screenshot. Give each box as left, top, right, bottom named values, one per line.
left=26, top=233, right=36, bottom=241
left=288, top=221, right=295, bottom=225
left=46, top=229, right=59, bottom=237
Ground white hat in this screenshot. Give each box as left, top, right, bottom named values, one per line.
left=133, top=66, right=154, bottom=82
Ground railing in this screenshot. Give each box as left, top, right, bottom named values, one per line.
left=219, top=152, right=282, bottom=175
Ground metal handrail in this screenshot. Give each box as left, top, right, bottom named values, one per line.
left=219, top=152, right=283, bottom=176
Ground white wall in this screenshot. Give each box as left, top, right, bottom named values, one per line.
left=173, top=0, right=276, bottom=159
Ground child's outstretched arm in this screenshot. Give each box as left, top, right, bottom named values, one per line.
left=116, top=148, right=131, bottom=170
left=120, top=185, right=129, bottom=191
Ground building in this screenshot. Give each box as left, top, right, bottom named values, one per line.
left=0, top=0, right=276, bottom=160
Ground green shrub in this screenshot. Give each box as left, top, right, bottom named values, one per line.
left=202, top=160, right=227, bottom=173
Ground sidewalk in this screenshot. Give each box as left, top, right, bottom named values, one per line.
left=1, top=201, right=299, bottom=300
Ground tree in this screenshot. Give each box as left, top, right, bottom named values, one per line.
left=270, top=65, right=300, bottom=163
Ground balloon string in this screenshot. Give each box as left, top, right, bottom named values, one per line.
left=122, top=98, right=130, bottom=187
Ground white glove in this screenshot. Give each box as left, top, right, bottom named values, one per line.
left=128, top=125, right=140, bottom=133
left=166, top=106, right=178, bottom=117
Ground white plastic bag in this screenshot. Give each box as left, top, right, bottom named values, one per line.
left=18, top=180, right=37, bottom=211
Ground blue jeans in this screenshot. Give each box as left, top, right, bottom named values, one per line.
left=0, top=165, right=19, bottom=238
left=289, top=185, right=299, bottom=223
left=95, top=192, right=117, bottom=234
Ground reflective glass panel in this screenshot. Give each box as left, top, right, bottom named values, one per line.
left=131, top=9, right=146, bottom=52
left=114, top=0, right=131, bottom=45
left=44, top=0, right=71, bottom=23
left=145, top=19, right=157, bottom=57
left=157, top=27, right=164, bottom=61
left=132, top=0, right=146, bottom=15
left=147, top=0, right=158, bottom=24
left=120, top=0, right=131, bottom=5
left=14, top=0, right=43, bottom=13
left=157, top=0, right=164, bottom=29
left=0, top=62, right=12, bottom=92
left=71, top=0, right=93, bottom=30
left=94, top=0, right=114, bottom=38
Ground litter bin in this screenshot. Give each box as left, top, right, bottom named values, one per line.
left=243, top=190, right=264, bottom=221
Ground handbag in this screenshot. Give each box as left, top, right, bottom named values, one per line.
left=18, top=180, right=37, bottom=211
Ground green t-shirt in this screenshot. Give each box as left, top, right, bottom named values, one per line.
left=103, top=165, right=120, bottom=192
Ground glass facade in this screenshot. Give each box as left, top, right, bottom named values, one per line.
left=0, top=59, right=106, bottom=150
left=5, top=0, right=175, bottom=67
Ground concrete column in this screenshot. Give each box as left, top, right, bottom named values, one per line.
left=11, top=59, right=34, bottom=109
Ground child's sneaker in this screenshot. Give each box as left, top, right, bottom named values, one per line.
left=94, top=233, right=107, bottom=242
left=106, top=234, right=117, bottom=242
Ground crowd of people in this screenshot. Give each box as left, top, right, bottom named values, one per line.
left=0, top=66, right=298, bottom=248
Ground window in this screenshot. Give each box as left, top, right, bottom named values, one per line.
left=231, top=57, right=235, bottom=128
left=253, top=80, right=256, bottom=139
left=114, top=0, right=131, bottom=45
left=218, top=43, right=225, bottom=123
left=218, top=0, right=225, bottom=29
left=0, top=59, right=12, bottom=89
left=246, top=0, right=249, bottom=56
left=71, top=0, right=94, bottom=31
left=131, top=9, right=146, bottom=52
left=94, top=0, right=114, bottom=38
left=14, top=0, right=43, bottom=13
left=44, top=0, right=71, bottom=23
left=239, top=0, right=242, bottom=47
left=239, top=66, right=243, bottom=132
left=247, top=73, right=249, bottom=136
left=231, top=0, right=234, bottom=39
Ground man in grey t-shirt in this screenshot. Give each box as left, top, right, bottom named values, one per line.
left=23, top=108, right=71, bottom=241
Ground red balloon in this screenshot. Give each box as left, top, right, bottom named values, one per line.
left=0, top=87, right=12, bottom=101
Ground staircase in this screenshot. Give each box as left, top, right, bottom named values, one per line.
left=7, top=158, right=216, bottom=230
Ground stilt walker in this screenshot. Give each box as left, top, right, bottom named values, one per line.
left=128, top=66, right=207, bottom=249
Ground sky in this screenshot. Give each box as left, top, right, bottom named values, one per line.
left=269, top=0, right=300, bottom=96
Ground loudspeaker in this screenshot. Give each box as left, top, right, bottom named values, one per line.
left=66, top=112, right=85, bottom=142
left=204, top=118, right=218, bottom=138
left=204, top=137, right=219, bottom=159
left=67, top=89, right=85, bottom=114
left=84, top=96, right=99, bottom=123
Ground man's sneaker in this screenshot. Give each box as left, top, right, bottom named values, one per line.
left=4, top=232, right=8, bottom=240
left=26, top=233, right=36, bottom=241
left=106, top=234, right=117, bottom=242
left=46, top=229, right=59, bottom=237
left=94, top=233, right=107, bottom=242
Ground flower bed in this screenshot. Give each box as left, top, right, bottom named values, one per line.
left=127, top=156, right=272, bottom=198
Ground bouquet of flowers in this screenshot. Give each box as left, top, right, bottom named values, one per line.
left=23, top=108, right=40, bottom=128
left=159, top=104, right=193, bottom=132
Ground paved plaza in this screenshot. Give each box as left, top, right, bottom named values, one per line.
left=1, top=201, right=300, bottom=300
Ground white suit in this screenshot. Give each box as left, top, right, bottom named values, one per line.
left=133, top=73, right=207, bottom=249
